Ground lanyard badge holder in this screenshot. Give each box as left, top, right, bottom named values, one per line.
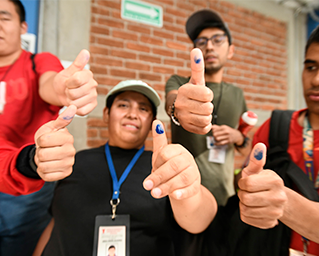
left=92, top=143, right=144, bottom=256
left=293, top=114, right=319, bottom=255
left=206, top=82, right=227, bottom=163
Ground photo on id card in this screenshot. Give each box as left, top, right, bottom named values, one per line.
left=93, top=215, right=130, bottom=256
left=97, top=226, right=125, bottom=256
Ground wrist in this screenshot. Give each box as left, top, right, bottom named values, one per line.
left=235, top=133, right=248, bottom=148
left=170, top=99, right=180, bottom=126
left=29, top=145, right=38, bottom=173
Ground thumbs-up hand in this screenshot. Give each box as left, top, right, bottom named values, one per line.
left=238, top=143, right=287, bottom=229
left=174, top=48, right=214, bottom=135
left=34, top=105, right=77, bottom=182
left=143, top=120, right=201, bottom=200
left=53, top=49, right=98, bottom=116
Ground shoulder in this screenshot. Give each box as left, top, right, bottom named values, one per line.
left=32, top=52, right=63, bottom=74
left=35, top=52, right=59, bottom=59
left=142, top=150, right=153, bottom=159
left=223, top=82, right=244, bottom=93
left=252, top=117, right=271, bottom=148
left=75, top=146, right=105, bottom=160
left=166, top=75, right=189, bottom=88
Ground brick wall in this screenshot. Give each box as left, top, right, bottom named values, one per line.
left=88, top=0, right=288, bottom=167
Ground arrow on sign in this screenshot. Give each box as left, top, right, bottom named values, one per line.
left=126, top=2, right=158, bottom=18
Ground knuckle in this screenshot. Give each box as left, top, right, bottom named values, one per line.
left=240, top=192, right=252, bottom=206
left=178, top=171, right=191, bottom=185
left=37, top=149, right=46, bottom=161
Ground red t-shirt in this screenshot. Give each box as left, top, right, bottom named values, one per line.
left=253, top=108, right=319, bottom=254
left=0, top=50, right=63, bottom=195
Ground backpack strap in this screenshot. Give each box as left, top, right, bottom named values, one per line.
left=268, top=110, right=294, bottom=150
left=30, top=53, right=37, bottom=74
left=267, top=110, right=319, bottom=202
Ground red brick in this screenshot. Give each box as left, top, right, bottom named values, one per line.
left=112, top=10, right=121, bottom=19
left=97, top=18, right=124, bottom=29
left=153, top=0, right=173, bottom=5
left=165, top=7, right=188, bottom=18
left=90, top=45, right=108, bottom=55
left=152, top=29, right=174, bottom=40
left=97, top=77, right=122, bottom=86
left=95, top=56, right=123, bottom=67
left=140, top=35, right=163, bottom=46
left=87, top=118, right=107, bottom=127
left=127, top=24, right=151, bottom=34
left=111, top=50, right=136, bottom=59
left=235, top=79, right=250, bottom=86
left=110, top=69, right=136, bottom=78
left=87, top=128, right=98, bottom=138
left=226, top=69, right=242, bottom=76
left=97, top=86, right=109, bottom=95
left=163, top=24, right=184, bottom=34
left=126, top=42, right=151, bottom=53
left=176, top=52, right=190, bottom=61
left=112, top=31, right=138, bottom=41
left=153, top=66, right=174, bottom=74
left=91, top=25, right=110, bottom=35
left=97, top=0, right=120, bottom=9
left=164, top=58, right=184, bottom=67
left=91, top=6, right=110, bottom=16
left=163, top=15, right=174, bottom=24
left=176, top=2, right=195, bottom=12
left=139, top=54, right=161, bottom=64
left=97, top=38, right=124, bottom=48
left=125, top=61, right=151, bottom=71
left=153, top=83, right=165, bottom=91
left=90, top=64, right=107, bottom=74
left=152, top=48, right=174, bottom=57
left=166, top=41, right=188, bottom=51
left=139, top=73, right=162, bottom=82
left=189, top=0, right=207, bottom=8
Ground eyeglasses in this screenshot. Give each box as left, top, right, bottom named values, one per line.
left=193, top=34, right=227, bottom=49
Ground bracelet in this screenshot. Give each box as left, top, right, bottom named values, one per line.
left=29, top=145, right=38, bottom=173
left=170, top=99, right=180, bottom=126
left=235, top=134, right=249, bottom=148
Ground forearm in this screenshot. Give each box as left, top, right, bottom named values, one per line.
left=280, top=187, right=319, bottom=243
left=32, top=218, right=54, bottom=256
left=39, top=71, right=64, bottom=106
left=170, top=185, right=217, bottom=234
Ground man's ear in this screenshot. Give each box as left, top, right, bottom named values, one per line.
left=20, top=21, right=28, bottom=35
left=227, top=44, right=235, bottom=60
left=103, top=107, right=109, bottom=123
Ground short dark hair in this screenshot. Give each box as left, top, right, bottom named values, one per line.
left=9, top=0, right=25, bottom=23
left=106, top=91, right=157, bottom=117
left=108, top=245, right=115, bottom=250
left=305, top=25, right=319, bottom=55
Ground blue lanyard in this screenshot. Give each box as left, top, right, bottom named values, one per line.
left=105, top=142, right=144, bottom=201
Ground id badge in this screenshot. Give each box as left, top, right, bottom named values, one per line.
left=206, top=136, right=227, bottom=163
left=92, top=215, right=130, bottom=256
left=289, top=248, right=316, bottom=256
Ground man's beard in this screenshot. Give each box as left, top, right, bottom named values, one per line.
left=205, top=65, right=222, bottom=75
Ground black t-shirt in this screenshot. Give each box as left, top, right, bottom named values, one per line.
left=42, top=145, right=179, bottom=256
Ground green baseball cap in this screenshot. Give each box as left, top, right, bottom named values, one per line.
left=105, top=80, right=161, bottom=108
